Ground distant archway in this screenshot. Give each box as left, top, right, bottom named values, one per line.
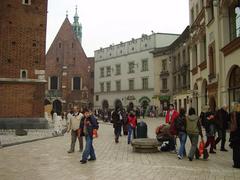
left=114, top=99, right=123, bottom=110
left=52, top=99, right=62, bottom=115
left=102, top=100, right=109, bottom=110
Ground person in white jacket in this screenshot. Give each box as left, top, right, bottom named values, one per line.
left=67, top=106, right=84, bottom=153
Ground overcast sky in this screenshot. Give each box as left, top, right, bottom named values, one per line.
left=46, top=0, right=189, bottom=57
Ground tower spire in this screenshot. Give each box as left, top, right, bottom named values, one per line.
left=72, top=5, right=82, bottom=44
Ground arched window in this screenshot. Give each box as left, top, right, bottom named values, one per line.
left=20, top=70, right=27, bottom=79
left=229, top=66, right=240, bottom=104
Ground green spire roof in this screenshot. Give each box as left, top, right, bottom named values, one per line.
left=72, top=5, right=82, bottom=44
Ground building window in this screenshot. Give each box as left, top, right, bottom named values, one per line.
left=192, top=45, right=198, bottom=68
left=100, top=83, right=104, bottom=92
left=162, top=59, right=167, bottom=71
left=129, top=79, right=134, bottom=90
left=191, top=8, right=194, bottom=24
left=182, top=50, right=186, bottom=64
left=173, top=76, right=177, bottom=90
left=183, top=74, right=187, bottom=87
left=96, top=95, right=99, bottom=102
left=173, top=56, right=177, bottom=72
left=50, top=76, right=58, bottom=90
left=22, top=0, right=31, bottom=5
left=229, top=6, right=240, bottom=41
left=200, top=35, right=207, bottom=62
left=106, top=66, right=111, bottom=76
left=206, top=0, right=214, bottom=23
left=20, top=70, right=27, bottom=79
left=72, top=77, right=81, bottom=90
left=100, top=67, right=104, bottom=78
left=229, top=66, right=240, bottom=109
left=178, top=74, right=181, bottom=88
left=142, top=77, right=148, bottom=90
left=56, top=57, right=59, bottom=63
left=116, top=81, right=121, bottom=91
left=91, top=71, right=94, bottom=79
left=209, top=44, right=216, bottom=76
left=106, top=82, right=111, bottom=92
left=142, top=59, right=148, bottom=71
left=162, top=78, right=168, bottom=90
left=177, top=53, right=181, bottom=69
left=128, top=62, right=135, bottom=73
left=115, top=64, right=121, bottom=75
left=59, top=43, right=61, bottom=48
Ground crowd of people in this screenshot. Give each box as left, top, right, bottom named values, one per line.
left=155, top=102, right=240, bottom=169
left=51, top=101, right=240, bottom=169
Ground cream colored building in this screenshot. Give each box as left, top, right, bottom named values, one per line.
left=94, top=33, right=179, bottom=109
left=152, top=27, right=191, bottom=114
left=189, top=0, right=240, bottom=114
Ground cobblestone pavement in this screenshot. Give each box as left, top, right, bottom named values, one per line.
left=0, top=118, right=239, bottom=180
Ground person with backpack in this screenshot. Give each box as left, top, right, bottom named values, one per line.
left=112, top=108, right=123, bottom=143
left=127, top=111, right=137, bottom=144
left=186, top=107, right=203, bottom=161
left=174, top=108, right=187, bottom=159
left=79, top=108, right=99, bottom=164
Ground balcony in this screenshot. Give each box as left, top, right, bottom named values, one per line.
left=160, top=70, right=169, bottom=78
left=160, top=89, right=169, bottom=93
left=46, top=90, right=62, bottom=98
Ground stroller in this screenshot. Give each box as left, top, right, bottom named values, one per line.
left=156, top=124, right=175, bottom=152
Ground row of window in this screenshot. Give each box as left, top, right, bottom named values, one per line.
left=100, top=59, right=148, bottom=78
left=99, top=78, right=149, bottom=92
left=49, top=76, right=82, bottom=90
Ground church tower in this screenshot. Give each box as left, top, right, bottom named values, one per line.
left=72, top=6, right=82, bottom=44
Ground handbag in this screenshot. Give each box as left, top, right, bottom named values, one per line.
left=199, top=140, right=204, bottom=157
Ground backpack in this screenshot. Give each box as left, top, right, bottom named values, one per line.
left=174, top=116, right=185, bottom=132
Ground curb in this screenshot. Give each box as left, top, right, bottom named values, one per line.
left=0, top=135, right=63, bottom=148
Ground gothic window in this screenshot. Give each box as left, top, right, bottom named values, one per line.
left=50, top=76, right=58, bottom=90
left=73, top=77, right=81, bottom=90
left=208, top=44, right=216, bottom=76
left=20, top=70, right=27, bottom=79
left=22, top=0, right=31, bottom=5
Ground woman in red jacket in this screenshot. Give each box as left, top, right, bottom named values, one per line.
left=127, top=111, right=137, bottom=144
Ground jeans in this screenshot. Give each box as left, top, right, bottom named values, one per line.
left=70, top=130, right=83, bottom=152
left=188, top=134, right=199, bottom=159
left=215, top=129, right=226, bottom=149
left=178, top=131, right=187, bottom=157
left=127, top=125, right=135, bottom=143
left=82, top=135, right=96, bottom=161
left=114, top=125, right=122, bottom=141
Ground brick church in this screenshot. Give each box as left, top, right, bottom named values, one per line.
left=0, top=0, right=48, bottom=128
left=45, top=7, right=94, bottom=115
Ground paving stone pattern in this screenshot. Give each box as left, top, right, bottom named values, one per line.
left=0, top=118, right=239, bottom=180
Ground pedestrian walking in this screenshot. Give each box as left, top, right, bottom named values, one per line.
left=127, top=111, right=137, bottom=144
left=215, top=104, right=230, bottom=151
left=229, top=103, right=240, bottom=169
left=67, top=106, right=84, bottom=153
left=79, top=108, right=99, bottom=164
left=174, top=108, right=187, bottom=159
left=204, top=108, right=217, bottom=154
left=112, top=108, right=123, bottom=143
left=186, top=107, right=203, bottom=161
left=165, top=104, right=179, bottom=152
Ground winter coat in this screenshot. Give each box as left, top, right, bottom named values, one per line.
left=165, top=110, right=179, bottom=124
left=128, top=115, right=137, bottom=128
left=186, top=115, right=203, bottom=137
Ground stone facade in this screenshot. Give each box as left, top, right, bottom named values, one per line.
left=0, top=0, right=48, bottom=128
left=45, top=16, right=94, bottom=114
left=189, top=0, right=240, bottom=114
left=94, top=33, right=179, bottom=109
left=152, top=27, right=191, bottom=113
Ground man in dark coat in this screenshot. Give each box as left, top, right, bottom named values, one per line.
left=112, top=108, right=122, bottom=143
left=215, top=105, right=230, bottom=151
